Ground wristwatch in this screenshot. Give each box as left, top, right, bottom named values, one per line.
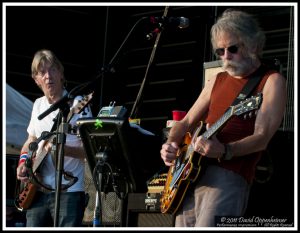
left=223, top=144, right=234, bottom=160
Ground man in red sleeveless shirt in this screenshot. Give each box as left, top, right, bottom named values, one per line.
left=160, top=9, right=287, bottom=227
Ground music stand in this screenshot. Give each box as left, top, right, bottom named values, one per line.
left=77, top=116, right=137, bottom=190
left=77, top=117, right=138, bottom=226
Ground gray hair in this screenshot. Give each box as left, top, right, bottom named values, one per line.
left=211, top=9, right=266, bottom=58
left=31, top=49, right=64, bottom=79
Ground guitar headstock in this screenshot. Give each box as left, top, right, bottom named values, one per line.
left=71, top=92, right=94, bottom=114
left=232, top=93, right=263, bottom=117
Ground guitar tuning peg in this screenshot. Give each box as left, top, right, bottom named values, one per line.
left=249, top=111, right=253, bottom=118
left=255, top=110, right=258, bottom=115
left=244, top=114, right=247, bottom=120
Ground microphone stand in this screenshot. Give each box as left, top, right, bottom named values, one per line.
left=53, top=105, right=70, bottom=227
left=37, top=85, right=85, bottom=227
left=129, top=6, right=170, bottom=119
left=92, top=152, right=107, bottom=227
left=97, top=15, right=148, bottom=107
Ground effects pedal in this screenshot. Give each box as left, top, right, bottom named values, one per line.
left=97, top=101, right=127, bottom=118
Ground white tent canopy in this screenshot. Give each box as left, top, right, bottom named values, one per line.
left=6, top=84, right=33, bottom=154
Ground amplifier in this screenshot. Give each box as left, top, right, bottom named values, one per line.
left=147, top=173, right=167, bottom=194
left=126, top=193, right=174, bottom=227
left=83, top=160, right=126, bottom=227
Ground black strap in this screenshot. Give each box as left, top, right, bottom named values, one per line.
left=232, top=65, right=267, bottom=106
left=50, top=113, right=60, bottom=132
left=49, top=112, right=61, bottom=166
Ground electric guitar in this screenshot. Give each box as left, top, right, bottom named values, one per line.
left=160, top=93, right=263, bottom=214
left=15, top=92, right=93, bottom=211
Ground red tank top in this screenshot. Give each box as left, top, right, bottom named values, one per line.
left=205, top=66, right=276, bottom=183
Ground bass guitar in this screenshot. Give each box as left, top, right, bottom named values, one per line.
left=15, top=92, right=93, bottom=211
left=160, top=93, right=263, bottom=214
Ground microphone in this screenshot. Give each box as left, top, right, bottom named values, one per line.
left=147, top=16, right=190, bottom=40
left=38, top=93, right=72, bottom=120
left=150, top=16, right=190, bottom=29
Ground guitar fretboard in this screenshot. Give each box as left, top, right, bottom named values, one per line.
left=202, top=107, right=233, bottom=139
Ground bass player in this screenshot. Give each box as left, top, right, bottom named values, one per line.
left=16, top=49, right=93, bottom=227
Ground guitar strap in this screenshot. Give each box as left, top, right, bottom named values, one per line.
left=231, top=64, right=267, bottom=106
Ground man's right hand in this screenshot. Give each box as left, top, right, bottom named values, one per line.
left=16, top=164, right=29, bottom=183
left=160, top=142, right=179, bottom=166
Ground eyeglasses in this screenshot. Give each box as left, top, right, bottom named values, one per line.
left=215, top=44, right=239, bottom=56
left=36, top=66, right=59, bottom=79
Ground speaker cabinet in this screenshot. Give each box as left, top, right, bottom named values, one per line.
left=126, top=193, right=174, bottom=227
left=83, top=160, right=126, bottom=227
left=203, top=60, right=223, bottom=88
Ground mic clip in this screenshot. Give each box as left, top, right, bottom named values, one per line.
left=146, top=28, right=161, bottom=40
left=146, top=16, right=189, bottom=40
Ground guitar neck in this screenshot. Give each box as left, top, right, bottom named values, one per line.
left=66, top=107, right=75, bottom=123
left=202, top=107, right=233, bottom=139
left=29, top=92, right=93, bottom=174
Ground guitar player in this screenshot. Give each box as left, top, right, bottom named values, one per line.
left=16, top=49, right=93, bottom=227
left=160, top=9, right=287, bottom=227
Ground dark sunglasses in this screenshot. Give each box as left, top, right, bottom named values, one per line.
left=215, top=45, right=239, bottom=56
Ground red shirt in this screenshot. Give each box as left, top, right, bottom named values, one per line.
left=205, top=67, right=276, bottom=183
